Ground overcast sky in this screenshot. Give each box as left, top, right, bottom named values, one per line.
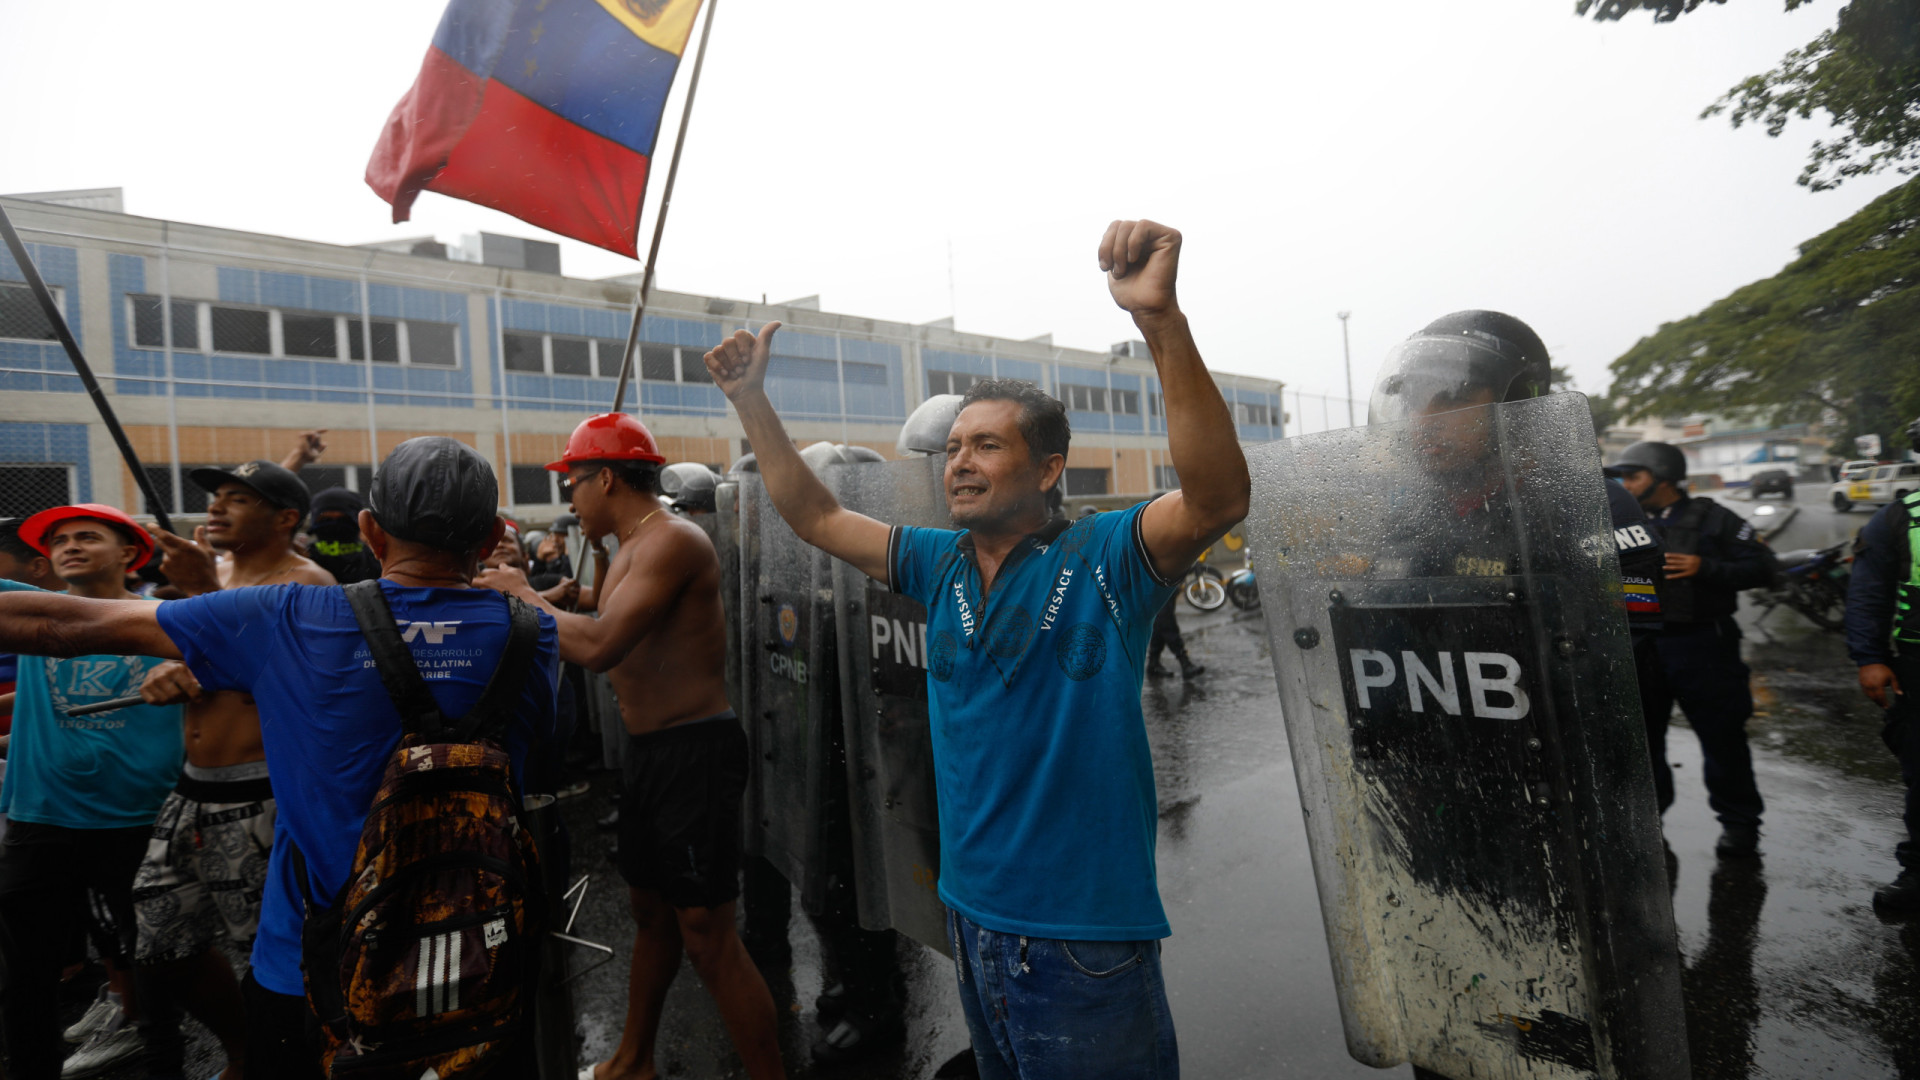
left=2, top=0, right=1895, bottom=430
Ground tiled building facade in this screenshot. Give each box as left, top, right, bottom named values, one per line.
left=0, top=192, right=1285, bottom=520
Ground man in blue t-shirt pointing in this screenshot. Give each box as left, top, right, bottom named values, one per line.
left=0, top=438, right=559, bottom=1080
left=703, top=219, right=1251, bottom=1079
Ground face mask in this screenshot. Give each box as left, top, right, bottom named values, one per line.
left=311, top=519, right=363, bottom=545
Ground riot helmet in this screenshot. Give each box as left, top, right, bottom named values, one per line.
left=658, top=461, right=710, bottom=500
left=728, top=452, right=758, bottom=475
left=1369, top=311, right=1553, bottom=424
left=897, top=394, right=964, bottom=456
left=1604, top=441, right=1687, bottom=484
left=666, top=465, right=721, bottom=514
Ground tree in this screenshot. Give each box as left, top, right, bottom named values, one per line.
left=1581, top=0, right=1920, bottom=191
left=1606, top=173, right=1920, bottom=454
left=1550, top=366, right=1621, bottom=437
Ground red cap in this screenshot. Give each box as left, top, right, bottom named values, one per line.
left=20, top=504, right=156, bottom=569
left=545, top=413, right=665, bottom=472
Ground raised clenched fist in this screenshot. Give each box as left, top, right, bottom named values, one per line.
left=1099, top=219, right=1183, bottom=324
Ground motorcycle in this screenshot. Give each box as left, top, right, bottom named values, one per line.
left=1754, top=541, right=1850, bottom=631
left=1226, top=564, right=1260, bottom=611
left=1183, top=562, right=1226, bottom=612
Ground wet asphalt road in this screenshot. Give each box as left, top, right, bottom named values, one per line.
left=63, top=485, right=1916, bottom=1079
left=556, top=483, right=1919, bottom=1080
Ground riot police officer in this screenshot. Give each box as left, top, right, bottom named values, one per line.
left=1844, top=416, right=1920, bottom=913
left=1607, top=441, right=1775, bottom=858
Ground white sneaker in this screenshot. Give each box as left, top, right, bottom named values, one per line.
left=59, top=1017, right=145, bottom=1079
left=62, top=985, right=119, bottom=1044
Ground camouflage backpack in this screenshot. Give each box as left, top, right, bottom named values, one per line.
left=293, top=579, right=544, bottom=1078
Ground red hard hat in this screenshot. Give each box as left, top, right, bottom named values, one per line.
left=546, top=413, right=666, bottom=472
left=20, top=504, right=156, bottom=569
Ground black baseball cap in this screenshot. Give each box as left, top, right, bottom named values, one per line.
left=190, top=460, right=312, bottom=522
left=368, top=437, right=498, bottom=552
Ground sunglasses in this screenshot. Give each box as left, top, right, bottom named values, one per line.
left=558, top=468, right=605, bottom=498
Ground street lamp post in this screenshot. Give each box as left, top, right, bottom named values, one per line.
left=1337, top=311, right=1353, bottom=426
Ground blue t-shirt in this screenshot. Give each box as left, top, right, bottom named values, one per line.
left=157, top=581, right=559, bottom=996
left=891, top=501, right=1177, bottom=941
left=0, top=579, right=183, bottom=829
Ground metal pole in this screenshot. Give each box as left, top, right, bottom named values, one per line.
left=0, top=203, right=173, bottom=533
left=1338, top=311, right=1353, bottom=427
left=833, top=332, right=849, bottom=447
left=359, top=266, right=380, bottom=481
left=611, top=0, right=721, bottom=415
left=159, top=226, right=183, bottom=514
left=494, top=287, right=515, bottom=506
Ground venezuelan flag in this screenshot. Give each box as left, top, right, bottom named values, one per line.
left=366, top=0, right=704, bottom=257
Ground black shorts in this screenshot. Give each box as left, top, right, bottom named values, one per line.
left=618, top=712, right=747, bottom=909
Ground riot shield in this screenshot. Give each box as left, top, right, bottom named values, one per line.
left=1244, top=393, right=1686, bottom=1079
left=713, top=483, right=743, bottom=734
left=826, top=455, right=950, bottom=953
left=735, top=472, right=838, bottom=911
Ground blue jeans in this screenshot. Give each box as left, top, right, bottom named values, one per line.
left=948, top=910, right=1179, bottom=1080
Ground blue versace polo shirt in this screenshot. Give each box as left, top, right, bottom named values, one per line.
left=890, top=500, right=1177, bottom=941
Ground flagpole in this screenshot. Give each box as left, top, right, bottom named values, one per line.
left=0, top=203, right=176, bottom=534
left=610, top=0, right=720, bottom=415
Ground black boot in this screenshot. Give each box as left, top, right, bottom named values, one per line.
left=1874, top=869, right=1920, bottom=913
left=1715, top=824, right=1760, bottom=859
left=1178, top=657, right=1205, bottom=679
left=809, top=1007, right=905, bottom=1066
left=1146, top=661, right=1171, bottom=678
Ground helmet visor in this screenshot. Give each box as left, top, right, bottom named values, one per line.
left=1368, top=336, right=1519, bottom=425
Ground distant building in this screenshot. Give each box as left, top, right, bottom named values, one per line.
left=0, top=191, right=1285, bottom=520
left=1603, top=409, right=1832, bottom=488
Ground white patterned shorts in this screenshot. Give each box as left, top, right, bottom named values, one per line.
left=132, top=761, right=275, bottom=965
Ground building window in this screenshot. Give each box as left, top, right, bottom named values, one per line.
left=281, top=313, right=339, bottom=359
left=1111, top=389, right=1139, bottom=415
left=503, top=331, right=546, bottom=373
left=596, top=338, right=629, bottom=378
left=1237, top=402, right=1272, bottom=426
left=771, top=356, right=837, bottom=382
left=0, top=283, right=61, bottom=342
left=130, top=295, right=198, bottom=350
left=298, top=465, right=353, bottom=493
left=1154, top=464, right=1179, bottom=491
left=1063, top=384, right=1107, bottom=413
left=510, top=465, right=556, bottom=506
left=843, top=361, right=888, bottom=385
left=407, top=321, right=458, bottom=367
left=210, top=307, right=272, bottom=355
left=1148, top=392, right=1163, bottom=418
left=640, top=344, right=678, bottom=382
left=350, top=319, right=402, bottom=363
left=141, top=465, right=210, bottom=514
left=926, top=369, right=978, bottom=396
left=1063, top=467, right=1110, bottom=496
left=550, top=336, right=592, bottom=376
left=680, top=350, right=713, bottom=383
left=0, top=465, right=75, bottom=517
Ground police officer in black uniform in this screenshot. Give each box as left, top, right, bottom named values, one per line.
left=1374, top=311, right=1672, bottom=1080
left=1606, top=441, right=1775, bottom=858
left=1843, top=416, right=1920, bottom=913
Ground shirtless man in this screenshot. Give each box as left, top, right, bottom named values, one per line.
left=478, top=413, right=783, bottom=1080
left=137, top=459, right=334, bottom=1080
